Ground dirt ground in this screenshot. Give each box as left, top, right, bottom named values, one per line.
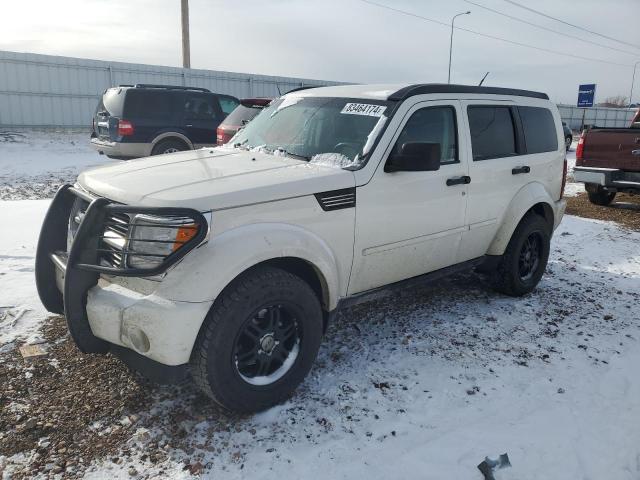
left=566, top=191, right=640, bottom=231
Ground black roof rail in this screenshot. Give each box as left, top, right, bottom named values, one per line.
left=284, top=85, right=321, bottom=95
left=132, top=84, right=211, bottom=93
left=388, top=84, right=549, bottom=101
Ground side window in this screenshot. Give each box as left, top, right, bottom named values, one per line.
left=218, top=96, right=240, bottom=115
left=519, top=106, right=558, bottom=153
left=184, top=93, right=219, bottom=121
left=468, top=106, right=517, bottom=161
left=124, top=90, right=174, bottom=120
left=392, top=106, right=458, bottom=164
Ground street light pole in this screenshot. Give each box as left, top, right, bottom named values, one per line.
left=629, top=60, right=640, bottom=108
left=448, top=11, right=470, bottom=84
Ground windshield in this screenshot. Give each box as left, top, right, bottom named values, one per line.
left=228, top=96, right=393, bottom=168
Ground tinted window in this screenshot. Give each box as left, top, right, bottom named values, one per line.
left=219, top=96, right=240, bottom=114
left=519, top=106, right=558, bottom=153
left=124, top=90, right=175, bottom=120
left=468, top=106, right=517, bottom=160
left=220, top=104, right=263, bottom=128
left=183, top=93, right=219, bottom=121
left=393, top=106, right=458, bottom=164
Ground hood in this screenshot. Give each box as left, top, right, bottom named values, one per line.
left=78, top=148, right=355, bottom=211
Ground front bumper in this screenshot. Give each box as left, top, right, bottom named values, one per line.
left=35, top=185, right=211, bottom=378
left=573, top=167, right=640, bottom=192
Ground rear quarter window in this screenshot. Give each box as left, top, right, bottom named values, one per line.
left=220, top=105, right=262, bottom=128
left=519, top=106, right=558, bottom=153
left=468, top=106, right=517, bottom=161
left=124, top=90, right=176, bottom=120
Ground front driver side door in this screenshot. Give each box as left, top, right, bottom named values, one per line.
left=349, top=101, right=469, bottom=294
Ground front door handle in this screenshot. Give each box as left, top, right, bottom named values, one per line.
left=512, top=166, right=531, bottom=175
left=446, top=175, right=471, bottom=186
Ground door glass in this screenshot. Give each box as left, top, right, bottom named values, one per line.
left=218, top=96, right=240, bottom=115
left=392, top=106, right=458, bottom=164
left=468, top=106, right=517, bottom=160
left=184, top=93, right=219, bottom=121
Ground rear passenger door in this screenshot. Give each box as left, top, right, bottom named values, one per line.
left=459, top=102, right=559, bottom=260
left=182, top=92, right=224, bottom=146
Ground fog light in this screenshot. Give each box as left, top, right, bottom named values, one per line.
left=123, top=326, right=150, bottom=353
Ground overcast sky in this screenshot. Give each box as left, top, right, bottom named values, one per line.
left=1, top=0, right=638, bottom=104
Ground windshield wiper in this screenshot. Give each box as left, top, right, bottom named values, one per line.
left=273, top=147, right=310, bottom=161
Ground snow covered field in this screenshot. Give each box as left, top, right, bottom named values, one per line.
left=1, top=133, right=640, bottom=479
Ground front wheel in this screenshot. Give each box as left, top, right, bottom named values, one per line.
left=190, top=266, right=323, bottom=412
left=492, top=213, right=551, bottom=297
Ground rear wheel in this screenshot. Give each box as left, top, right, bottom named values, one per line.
left=586, top=184, right=616, bottom=206
left=151, top=139, right=188, bottom=156
left=190, top=266, right=323, bottom=412
left=564, top=135, right=572, bottom=151
left=492, top=213, right=550, bottom=297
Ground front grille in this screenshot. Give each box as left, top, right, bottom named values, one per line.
left=68, top=197, right=130, bottom=269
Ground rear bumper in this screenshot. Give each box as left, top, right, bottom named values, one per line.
left=35, top=185, right=211, bottom=378
left=573, top=167, right=640, bottom=192
left=90, top=138, right=151, bottom=159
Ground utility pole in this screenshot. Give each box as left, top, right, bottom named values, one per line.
left=629, top=60, right=639, bottom=108
left=181, top=0, right=191, bottom=69
left=448, top=11, right=470, bottom=84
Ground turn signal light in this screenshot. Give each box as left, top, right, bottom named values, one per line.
left=173, top=224, right=198, bottom=252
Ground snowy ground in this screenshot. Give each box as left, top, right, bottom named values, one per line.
left=1, top=134, right=640, bottom=479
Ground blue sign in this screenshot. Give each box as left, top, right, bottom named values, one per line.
left=577, top=84, right=596, bottom=107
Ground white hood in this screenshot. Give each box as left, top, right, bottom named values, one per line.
left=78, top=148, right=355, bottom=211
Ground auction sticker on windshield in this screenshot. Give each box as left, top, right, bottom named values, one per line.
left=341, top=103, right=387, bottom=117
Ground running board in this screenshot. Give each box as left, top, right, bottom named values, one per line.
left=335, top=256, right=486, bottom=311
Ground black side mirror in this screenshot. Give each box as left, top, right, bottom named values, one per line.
left=385, top=142, right=441, bottom=172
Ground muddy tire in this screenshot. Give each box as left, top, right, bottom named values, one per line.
left=190, top=266, right=323, bottom=413
left=492, top=213, right=551, bottom=297
left=586, top=185, right=616, bottom=206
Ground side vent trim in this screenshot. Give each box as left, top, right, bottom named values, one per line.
left=315, top=187, right=356, bottom=211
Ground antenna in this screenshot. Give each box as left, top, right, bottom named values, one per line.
left=479, top=72, right=490, bottom=86
left=276, top=84, right=282, bottom=96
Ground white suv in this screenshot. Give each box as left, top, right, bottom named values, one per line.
left=36, top=84, right=567, bottom=412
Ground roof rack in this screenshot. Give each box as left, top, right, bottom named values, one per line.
left=284, top=86, right=320, bottom=95
left=130, top=84, right=211, bottom=93
left=388, top=84, right=549, bottom=101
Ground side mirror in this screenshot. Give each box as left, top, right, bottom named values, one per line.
left=385, top=142, right=441, bottom=172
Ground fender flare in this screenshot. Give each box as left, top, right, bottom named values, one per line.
left=156, top=222, right=344, bottom=311
left=487, top=182, right=556, bottom=256
left=151, top=132, right=194, bottom=151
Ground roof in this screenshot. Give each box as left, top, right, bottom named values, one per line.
left=290, top=83, right=549, bottom=101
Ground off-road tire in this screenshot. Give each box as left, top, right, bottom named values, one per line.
left=190, top=266, right=323, bottom=413
left=151, top=138, right=188, bottom=156
left=492, top=213, right=551, bottom=297
left=587, top=185, right=616, bottom=206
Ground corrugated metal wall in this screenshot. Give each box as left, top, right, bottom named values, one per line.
left=0, top=50, right=342, bottom=128
left=557, top=104, right=637, bottom=131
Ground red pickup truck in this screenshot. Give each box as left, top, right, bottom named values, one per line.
left=574, top=109, right=640, bottom=205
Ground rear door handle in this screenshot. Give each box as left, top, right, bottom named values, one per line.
left=512, top=166, right=531, bottom=175
left=446, top=175, right=471, bottom=186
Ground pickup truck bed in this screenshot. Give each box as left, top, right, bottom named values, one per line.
left=573, top=110, right=640, bottom=205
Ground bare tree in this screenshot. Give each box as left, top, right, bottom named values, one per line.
left=597, top=95, right=629, bottom=108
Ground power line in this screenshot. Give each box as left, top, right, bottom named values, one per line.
left=358, top=0, right=633, bottom=68
left=502, top=0, right=640, bottom=50
left=464, top=0, right=638, bottom=56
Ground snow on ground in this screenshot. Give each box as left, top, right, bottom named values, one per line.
left=1, top=198, right=640, bottom=479
left=563, top=141, right=583, bottom=198
left=0, top=130, right=114, bottom=200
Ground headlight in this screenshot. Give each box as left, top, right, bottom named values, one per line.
left=127, top=214, right=200, bottom=269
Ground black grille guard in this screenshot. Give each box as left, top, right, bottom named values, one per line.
left=35, top=184, right=208, bottom=353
